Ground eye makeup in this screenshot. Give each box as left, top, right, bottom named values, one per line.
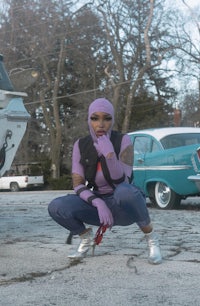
left=90, top=115, right=112, bottom=121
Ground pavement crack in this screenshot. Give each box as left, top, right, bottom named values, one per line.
left=0, top=260, right=84, bottom=286
left=0, top=271, right=49, bottom=286
left=126, top=256, right=139, bottom=274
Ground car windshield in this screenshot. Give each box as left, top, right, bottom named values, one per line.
left=161, top=133, right=200, bottom=149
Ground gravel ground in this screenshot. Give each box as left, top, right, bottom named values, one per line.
left=0, top=190, right=200, bottom=306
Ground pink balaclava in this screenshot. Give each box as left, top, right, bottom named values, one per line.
left=88, top=98, right=114, bottom=142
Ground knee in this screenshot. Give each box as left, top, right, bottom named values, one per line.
left=114, top=183, right=145, bottom=205
left=48, top=198, right=61, bottom=217
left=115, top=183, right=140, bottom=199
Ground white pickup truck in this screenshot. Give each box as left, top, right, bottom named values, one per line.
left=0, top=175, right=44, bottom=191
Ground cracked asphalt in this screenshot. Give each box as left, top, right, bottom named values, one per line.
left=0, top=190, right=200, bottom=306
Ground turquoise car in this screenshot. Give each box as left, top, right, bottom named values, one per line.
left=128, top=127, right=200, bottom=209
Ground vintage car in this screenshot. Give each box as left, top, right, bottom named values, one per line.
left=128, top=127, right=200, bottom=209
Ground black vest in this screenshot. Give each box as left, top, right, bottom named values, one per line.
left=78, top=131, right=125, bottom=190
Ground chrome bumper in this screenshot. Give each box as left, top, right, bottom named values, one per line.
left=188, top=175, right=200, bottom=191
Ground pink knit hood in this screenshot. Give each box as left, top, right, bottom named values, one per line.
left=88, top=98, right=114, bottom=142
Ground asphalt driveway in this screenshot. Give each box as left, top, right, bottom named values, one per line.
left=0, top=191, right=200, bottom=306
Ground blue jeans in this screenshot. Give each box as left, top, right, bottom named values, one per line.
left=48, top=183, right=151, bottom=235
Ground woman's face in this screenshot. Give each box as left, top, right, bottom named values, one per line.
left=90, top=112, right=112, bottom=137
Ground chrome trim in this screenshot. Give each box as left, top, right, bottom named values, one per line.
left=133, top=165, right=191, bottom=171
left=188, top=175, right=200, bottom=181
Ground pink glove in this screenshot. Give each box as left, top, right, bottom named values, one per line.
left=94, top=135, right=114, bottom=157
left=92, top=198, right=114, bottom=227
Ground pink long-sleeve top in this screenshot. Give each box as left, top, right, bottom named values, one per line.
left=72, top=133, right=133, bottom=195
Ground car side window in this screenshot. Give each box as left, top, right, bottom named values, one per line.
left=161, top=133, right=200, bottom=149
left=134, top=136, right=151, bottom=154
left=151, top=140, right=161, bottom=152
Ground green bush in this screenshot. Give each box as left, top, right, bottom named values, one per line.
left=47, top=175, right=73, bottom=190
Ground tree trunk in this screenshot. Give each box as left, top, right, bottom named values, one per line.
left=50, top=39, right=65, bottom=178
left=39, top=40, right=65, bottom=179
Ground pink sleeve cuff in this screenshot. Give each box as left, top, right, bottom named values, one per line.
left=74, top=184, right=97, bottom=204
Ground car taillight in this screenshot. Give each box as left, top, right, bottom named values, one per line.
left=197, top=147, right=200, bottom=161
left=25, top=176, right=28, bottom=182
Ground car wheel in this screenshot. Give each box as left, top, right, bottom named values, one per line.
left=150, top=182, right=181, bottom=209
left=10, top=182, right=20, bottom=192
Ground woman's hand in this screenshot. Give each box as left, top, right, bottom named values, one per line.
left=94, top=135, right=114, bottom=158
left=92, top=197, right=114, bottom=227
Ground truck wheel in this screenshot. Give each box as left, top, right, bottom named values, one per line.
left=10, top=182, right=20, bottom=192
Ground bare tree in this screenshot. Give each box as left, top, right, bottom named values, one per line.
left=0, top=0, right=108, bottom=178
left=1, top=0, right=198, bottom=179
left=95, top=0, right=180, bottom=131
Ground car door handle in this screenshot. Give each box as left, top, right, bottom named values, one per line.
left=137, top=158, right=144, bottom=163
